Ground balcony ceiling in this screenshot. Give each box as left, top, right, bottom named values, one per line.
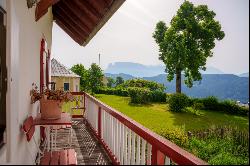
left=52, top=0, right=125, bottom=46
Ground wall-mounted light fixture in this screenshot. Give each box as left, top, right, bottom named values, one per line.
left=27, top=0, right=38, bottom=9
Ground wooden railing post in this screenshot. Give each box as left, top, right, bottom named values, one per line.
left=152, top=146, right=165, bottom=165
left=98, top=106, right=102, bottom=138
left=83, top=92, right=86, bottom=116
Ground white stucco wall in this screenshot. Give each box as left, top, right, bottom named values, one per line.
left=0, top=0, right=53, bottom=164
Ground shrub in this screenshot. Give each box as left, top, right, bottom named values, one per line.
left=120, top=79, right=165, bottom=91
left=201, top=96, right=219, bottom=110
left=96, top=87, right=129, bottom=97
left=219, top=100, right=249, bottom=116
left=158, top=126, right=189, bottom=147
left=150, top=90, right=167, bottom=102
left=128, top=87, right=151, bottom=104
left=193, top=96, right=249, bottom=116
left=168, top=93, right=189, bottom=112
left=193, top=102, right=204, bottom=111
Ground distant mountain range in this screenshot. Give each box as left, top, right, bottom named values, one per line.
left=105, top=62, right=229, bottom=77
left=238, top=72, right=249, bottom=77
left=104, top=62, right=249, bottom=103
left=105, top=62, right=165, bottom=77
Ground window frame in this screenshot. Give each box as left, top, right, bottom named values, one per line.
left=64, top=82, right=69, bottom=91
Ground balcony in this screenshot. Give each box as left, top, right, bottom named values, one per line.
left=51, top=92, right=207, bottom=165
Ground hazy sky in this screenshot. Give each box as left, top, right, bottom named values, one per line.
left=52, top=0, right=249, bottom=74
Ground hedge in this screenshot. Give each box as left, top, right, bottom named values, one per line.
left=189, top=96, right=249, bottom=116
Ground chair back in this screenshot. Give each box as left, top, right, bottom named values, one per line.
left=22, top=116, right=35, bottom=142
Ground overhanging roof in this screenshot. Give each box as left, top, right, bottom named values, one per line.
left=52, top=0, right=125, bottom=46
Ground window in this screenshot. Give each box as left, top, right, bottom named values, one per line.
left=51, top=82, right=56, bottom=90
left=64, top=83, right=69, bottom=91
left=75, top=85, right=78, bottom=92
left=0, top=7, right=6, bottom=147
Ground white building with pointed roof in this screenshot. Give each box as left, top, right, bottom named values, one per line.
left=51, top=58, right=80, bottom=92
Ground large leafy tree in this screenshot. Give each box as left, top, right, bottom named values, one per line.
left=71, top=64, right=89, bottom=91
left=107, top=77, right=115, bottom=88
left=153, top=1, right=225, bottom=93
left=88, top=63, right=104, bottom=94
left=115, top=76, right=124, bottom=87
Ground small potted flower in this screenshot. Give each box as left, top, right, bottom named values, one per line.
left=30, top=83, right=74, bottom=120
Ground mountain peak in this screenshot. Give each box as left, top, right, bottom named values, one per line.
left=105, top=62, right=226, bottom=77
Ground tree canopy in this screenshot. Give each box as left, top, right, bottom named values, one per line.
left=115, top=76, right=124, bottom=87
left=107, top=77, right=115, bottom=88
left=153, top=1, right=225, bottom=93
left=88, top=63, right=104, bottom=94
left=71, top=63, right=104, bottom=94
left=71, top=64, right=89, bottom=91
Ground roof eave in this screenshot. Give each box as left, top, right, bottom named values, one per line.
left=81, top=0, right=125, bottom=46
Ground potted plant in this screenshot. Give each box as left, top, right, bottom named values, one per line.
left=30, top=83, right=74, bottom=120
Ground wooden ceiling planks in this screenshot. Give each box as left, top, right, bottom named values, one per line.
left=53, top=4, right=89, bottom=37
left=51, top=0, right=125, bottom=46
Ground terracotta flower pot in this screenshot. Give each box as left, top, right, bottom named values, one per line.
left=40, top=99, right=63, bottom=120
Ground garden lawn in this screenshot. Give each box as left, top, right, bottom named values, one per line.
left=95, top=94, right=249, bottom=133
left=62, top=101, right=83, bottom=115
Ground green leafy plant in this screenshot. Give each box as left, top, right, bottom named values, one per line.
left=128, top=87, right=151, bottom=104
left=193, top=102, right=204, bottom=111
left=168, top=93, right=189, bottom=112
left=30, top=83, right=73, bottom=104
left=158, top=126, right=189, bottom=147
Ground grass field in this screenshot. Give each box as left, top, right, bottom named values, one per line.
left=95, top=94, right=249, bottom=132
left=62, top=101, right=84, bottom=115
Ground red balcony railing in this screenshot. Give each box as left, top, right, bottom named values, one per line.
left=71, top=92, right=207, bottom=165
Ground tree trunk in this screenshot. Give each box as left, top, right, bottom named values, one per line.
left=176, top=70, right=181, bottom=93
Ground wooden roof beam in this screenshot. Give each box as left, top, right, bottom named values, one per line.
left=59, top=0, right=95, bottom=31
left=54, top=18, right=82, bottom=45
left=87, top=0, right=109, bottom=15
left=53, top=5, right=90, bottom=36
left=73, top=0, right=102, bottom=23
left=35, top=0, right=60, bottom=21
left=53, top=12, right=87, bottom=43
left=104, top=0, right=114, bottom=8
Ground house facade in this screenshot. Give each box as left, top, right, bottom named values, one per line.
left=51, top=58, right=80, bottom=92
left=0, top=0, right=125, bottom=164
left=0, top=0, right=53, bottom=164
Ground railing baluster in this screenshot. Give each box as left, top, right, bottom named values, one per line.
left=117, top=121, right=121, bottom=162
left=120, top=124, right=124, bottom=165
left=147, top=143, right=152, bottom=165
left=165, top=156, right=171, bottom=165
left=124, top=126, right=128, bottom=165
left=141, top=139, right=146, bottom=165
left=136, top=136, right=141, bottom=165
left=131, top=132, right=136, bottom=165
left=128, top=129, right=132, bottom=165
left=114, top=118, right=117, bottom=157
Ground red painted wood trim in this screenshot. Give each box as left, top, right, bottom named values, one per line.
left=35, top=0, right=60, bottom=21
left=72, top=115, right=83, bottom=118
left=98, top=107, right=101, bottom=138
left=70, top=91, right=85, bottom=95
left=151, top=146, right=157, bottom=165
left=157, top=150, right=165, bottom=165
left=40, top=38, right=45, bottom=92
left=84, top=92, right=207, bottom=165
